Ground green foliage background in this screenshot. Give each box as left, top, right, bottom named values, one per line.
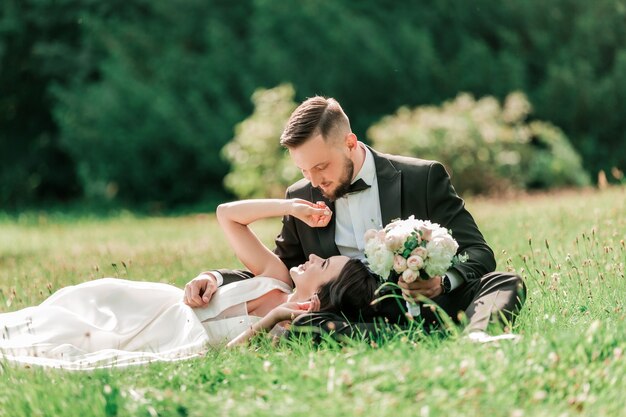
left=1, top=0, right=625, bottom=208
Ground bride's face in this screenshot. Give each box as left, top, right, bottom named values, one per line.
left=289, top=254, right=349, bottom=292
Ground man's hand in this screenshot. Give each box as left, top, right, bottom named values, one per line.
left=184, top=273, right=219, bottom=307
left=398, top=276, right=443, bottom=302
left=290, top=199, right=332, bottom=228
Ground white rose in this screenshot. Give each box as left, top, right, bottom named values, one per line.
left=393, top=255, right=408, bottom=274
left=406, top=255, right=424, bottom=271
left=420, top=225, right=434, bottom=241
left=401, top=268, right=419, bottom=283
left=411, top=246, right=428, bottom=258
left=385, top=234, right=404, bottom=252
left=364, top=229, right=378, bottom=243
left=384, top=218, right=403, bottom=232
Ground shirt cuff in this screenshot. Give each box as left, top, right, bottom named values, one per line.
left=446, top=269, right=464, bottom=291
left=200, top=271, right=224, bottom=287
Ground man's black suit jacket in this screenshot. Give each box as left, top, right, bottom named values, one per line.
left=217, top=147, right=496, bottom=323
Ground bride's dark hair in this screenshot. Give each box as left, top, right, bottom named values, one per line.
left=315, top=259, right=378, bottom=321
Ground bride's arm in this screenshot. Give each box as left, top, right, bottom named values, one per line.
left=226, top=296, right=319, bottom=347
left=225, top=308, right=287, bottom=347
left=216, top=199, right=331, bottom=286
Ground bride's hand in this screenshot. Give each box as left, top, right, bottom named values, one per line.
left=269, top=293, right=321, bottom=323
left=290, top=199, right=332, bottom=228
left=226, top=294, right=320, bottom=347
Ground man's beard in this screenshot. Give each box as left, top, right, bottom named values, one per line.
left=318, top=157, right=354, bottom=201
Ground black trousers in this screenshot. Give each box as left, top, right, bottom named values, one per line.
left=290, top=272, right=526, bottom=340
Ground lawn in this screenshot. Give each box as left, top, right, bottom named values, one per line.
left=1, top=187, right=624, bottom=417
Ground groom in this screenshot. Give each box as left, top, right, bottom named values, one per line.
left=186, top=96, right=525, bottom=338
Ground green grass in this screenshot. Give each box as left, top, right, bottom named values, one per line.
left=1, top=187, right=625, bottom=417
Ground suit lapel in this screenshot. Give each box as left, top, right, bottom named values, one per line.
left=370, top=147, right=402, bottom=226
left=309, top=146, right=401, bottom=257
left=311, top=186, right=339, bottom=258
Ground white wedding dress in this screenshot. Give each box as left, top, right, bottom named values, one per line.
left=0, top=277, right=292, bottom=370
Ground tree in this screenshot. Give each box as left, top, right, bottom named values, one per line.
left=54, top=0, right=256, bottom=206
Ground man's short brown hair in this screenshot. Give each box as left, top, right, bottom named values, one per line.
left=280, top=96, right=351, bottom=148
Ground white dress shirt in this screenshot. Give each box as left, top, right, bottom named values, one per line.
left=334, top=144, right=382, bottom=259
left=334, top=143, right=463, bottom=291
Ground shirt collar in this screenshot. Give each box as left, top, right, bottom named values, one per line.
left=351, top=143, right=376, bottom=186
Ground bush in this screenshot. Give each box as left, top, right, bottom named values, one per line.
left=222, top=85, right=301, bottom=199
left=367, top=92, right=590, bottom=195
left=521, top=121, right=591, bottom=190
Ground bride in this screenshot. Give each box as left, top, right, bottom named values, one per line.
left=0, top=199, right=378, bottom=369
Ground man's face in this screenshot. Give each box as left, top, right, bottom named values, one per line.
left=288, top=134, right=355, bottom=201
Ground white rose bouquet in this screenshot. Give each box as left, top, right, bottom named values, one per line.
left=364, top=216, right=467, bottom=317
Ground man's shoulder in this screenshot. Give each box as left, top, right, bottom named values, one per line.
left=370, top=147, right=444, bottom=173
left=285, top=178, right=313, bottom=197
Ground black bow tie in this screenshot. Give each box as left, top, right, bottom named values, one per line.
left=347, top=178, right=371, bottom=194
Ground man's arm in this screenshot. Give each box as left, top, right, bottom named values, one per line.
left=183, top=269, right=255, bottom=308
left=398, top=162, right=496, bottom=302
left=425, top=162, right=496, bottom=282
left=214, top=269, right=255, bottom=286
left=184, top=272, right=221, bottom=307
left=273, top=188, right=308, bottom=271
